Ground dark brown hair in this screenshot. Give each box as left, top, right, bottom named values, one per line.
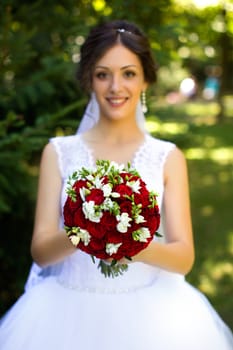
left=77, top=20, right=158, bottom=93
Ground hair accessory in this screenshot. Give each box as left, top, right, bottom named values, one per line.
left=141, top=91, right=148, bottom=114
left=116, top=28, right=132, bottom=34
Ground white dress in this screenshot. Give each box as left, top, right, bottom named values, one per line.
left=0, top=133, right=232, bottom=350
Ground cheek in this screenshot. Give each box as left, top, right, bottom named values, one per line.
left=130, top=79, right=146, bottom=96
left=131, top=87, right=142, bottom=100
left=92, top=80, right=108, bottom=96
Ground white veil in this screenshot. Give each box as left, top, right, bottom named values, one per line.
left=77, top=93, right=147, bottom=134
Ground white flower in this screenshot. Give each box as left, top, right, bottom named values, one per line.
left=78, top=228, right=91, bottom=246
left=135, top=214, right=145, bottom=224
left=82, top=201, right=103, bottom=223
left=107, top=161, right=125, bottom=174
left=102, top=183, right=112, bottom=197
left=127, top=179, right=141, bottom=193
left=92, top=176, right=103, bottom=189
left=106, top=242, right=122, bottom=256
left=70, top=235, right=80, bottom=246
left=69, top=228, right=91, bottom=247
left=111, top=192, right=121, bottom=198
left=86, top=174, right=95, bottom=182
left=102, top=197, right=114, bottom=210
left=132, top=227, right=151, bottom=242
left=79, top=187, right=87, bottom=202
left=116, top=212, right=132, bottom=233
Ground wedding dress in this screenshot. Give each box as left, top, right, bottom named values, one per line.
left=0, top=133, right=232, bottom=350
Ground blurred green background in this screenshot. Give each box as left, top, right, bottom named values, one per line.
left=0, top=0, right=232, bottom=329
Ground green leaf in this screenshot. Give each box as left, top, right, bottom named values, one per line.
left=155, top=231, right=163, bottom=237
left=98, top=260, right=128, bottom=278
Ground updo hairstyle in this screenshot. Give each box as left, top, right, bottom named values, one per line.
left=77, top=20, right=158, bottom=93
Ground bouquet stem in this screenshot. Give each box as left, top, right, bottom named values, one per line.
left=98, top=260, right=128, bottom=278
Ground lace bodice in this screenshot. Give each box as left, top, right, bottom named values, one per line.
left=25, top=133, right=176, bottom=293
left=52, top=133, right=175, bottom=211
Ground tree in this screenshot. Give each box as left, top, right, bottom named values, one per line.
left=171, top=0, right=233, bottom=120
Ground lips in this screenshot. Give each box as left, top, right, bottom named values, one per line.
left=106, top=97, right=128, bottom=107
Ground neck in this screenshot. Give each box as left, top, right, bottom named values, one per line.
left=90, top=118, right=144, bottom=144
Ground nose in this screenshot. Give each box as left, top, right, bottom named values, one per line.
left=110, top=74, right=122, bottom=93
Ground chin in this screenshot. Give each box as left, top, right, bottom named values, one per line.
left=102, top=111, right=127, bottom=122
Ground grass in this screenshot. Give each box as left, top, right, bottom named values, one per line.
left=146, top=95, right=233, bottom=329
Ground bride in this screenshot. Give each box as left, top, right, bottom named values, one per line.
left=0, top=19, right=232, bottom=350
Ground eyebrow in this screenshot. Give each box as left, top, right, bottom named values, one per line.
left=94, top=64, right=138, bottom=70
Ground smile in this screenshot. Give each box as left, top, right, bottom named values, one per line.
left=106, top=97, right=128, bottom=107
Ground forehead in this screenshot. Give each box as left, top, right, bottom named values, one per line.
left=95, top=44, right=142, bottom=69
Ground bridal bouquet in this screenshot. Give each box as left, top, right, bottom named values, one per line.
left=63, top=160, right=160, bottom=278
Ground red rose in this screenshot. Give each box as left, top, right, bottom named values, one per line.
left=63, top=201, right=74, bottom=227
left=73, top=179, right=88, bottom=192
left=134, top=188, right=150, bottom=207
left=100, top=212, right=117, bottom=232
left=101, top=175, right=109, bottom=184
left=73, top=207, right=88, bottom=229
left=119, top=240, right=143, bottom=258
left=139, top=178, right=147, bottom=189
left=85, top=188, right=105, bottom=205
left=147, top=215, right=160, bottom=233
left=142, top=207, right=160, bottom=233
left=113, top=183, right=133, bottom=198
left=107, top=230, right=124, bottom=244
left=119, top=201, right=132, bottom=215
left=80, top=238, right=107, bottom=259
left=110, top=251, right=124, bottom=260
left=120, top=231, right=153, bottom=257
left=86, top=221, right=106, bottom=239
left=64, top=196, right=82, bottom=212
left=88, top=237, right=106, bottom=251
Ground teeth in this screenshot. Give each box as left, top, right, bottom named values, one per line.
left=108, top=98, right=125, bottom=105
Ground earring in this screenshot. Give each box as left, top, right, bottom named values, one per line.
left=141, top=91, right=148, bottom=113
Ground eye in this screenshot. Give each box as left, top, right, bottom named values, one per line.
left=95, top=71, right=108, bottom=80
left=124, top=70, right=136, bottom=78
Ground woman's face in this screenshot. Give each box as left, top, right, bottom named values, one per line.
left=92, top=43, right=147, bottom=123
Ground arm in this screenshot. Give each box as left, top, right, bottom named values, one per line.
left=31, top=142, right=76, bottom=267
left=134, top=147, right=195, bottom=275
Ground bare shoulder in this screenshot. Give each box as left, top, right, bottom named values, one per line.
left=39, top=142, right=60, bottom=178
left=40, top=142, right=58, bottom=164
left=41, top=141, right=56, bottom=157
left=167, top=146, right=186, bottom=164
left=164, top=146, right=188, bottom=182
